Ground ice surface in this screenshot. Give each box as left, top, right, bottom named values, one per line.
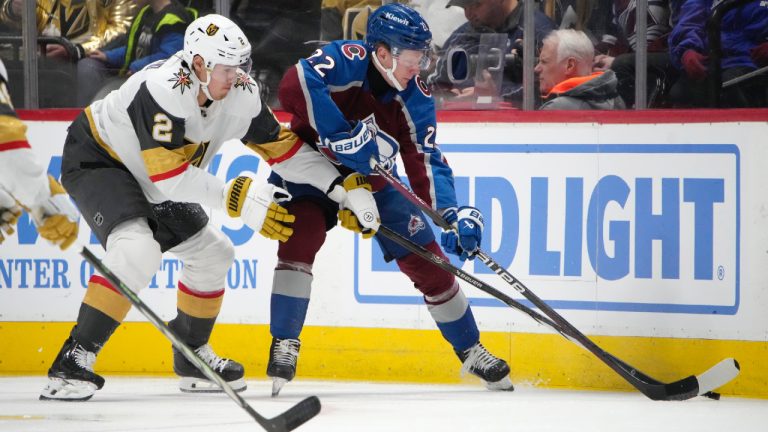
left=1, top=376, right=766, bottom=432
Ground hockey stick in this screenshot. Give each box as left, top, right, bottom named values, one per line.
left=373, top=165, right=740, bottom=400
left=376, top=225, right=735, bottom=400
left=80, top=247, right=321, bottom=432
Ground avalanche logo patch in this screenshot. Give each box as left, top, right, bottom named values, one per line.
left=341, top=43, right=367, bottom=61
left=234, top=72, right=254, bottom=93
left=415, top=75, right=431, bottom=97
left=168, top=68, right=192, bottom=94
left=407, top=214, right=425, bottom=236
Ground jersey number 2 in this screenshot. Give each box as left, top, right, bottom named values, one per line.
left=152, top=113, right=173, bottom=142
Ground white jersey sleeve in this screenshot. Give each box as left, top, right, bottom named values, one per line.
left=0, top=74, right=53, bottom=208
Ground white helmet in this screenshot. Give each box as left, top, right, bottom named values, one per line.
left=183, top=14, right=252, bottom=72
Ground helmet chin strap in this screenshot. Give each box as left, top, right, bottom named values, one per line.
left=199, top=70, right=214, bottom=100
left=372, top=51, right=405, bottom=92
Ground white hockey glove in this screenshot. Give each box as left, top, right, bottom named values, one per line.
left=0, top=188, right=22, bottom=245
left=225, top=176, right=295, bottom=242
left=440, top=206, right=484, bottom=261
left=29, top=176, right=80, bottom=250
left=328, top=173, right=380, bottom=239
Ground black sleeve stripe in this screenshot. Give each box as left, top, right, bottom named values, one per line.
left=243, top=105, right=281, bottom=144
left=127, top=82, right=186, bottom=151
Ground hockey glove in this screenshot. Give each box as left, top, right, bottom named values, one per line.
left=323, top=121, right=380, bottom=175
left=440, top=206, right=484, bottom=261
left=30, top=176, right=80, bottom=250
left=0, top=188, right=22, bottom=245
left=682, top=49, right=708, bottom=81
left=225, top=176, right=295, bottom=242
left=330, top=174, right=380, bottom=239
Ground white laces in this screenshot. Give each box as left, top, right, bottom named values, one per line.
left=460, top=344, right=498, bottom=376
left=72, top=345, right=97, bottom=372
left=272, top=339, right=300, bottom=366
left=194, top=344, right=230, bottom=372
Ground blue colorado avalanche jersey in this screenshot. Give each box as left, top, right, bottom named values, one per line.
left=278, top=40, right=457, bottom=211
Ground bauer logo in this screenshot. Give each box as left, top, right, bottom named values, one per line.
left=354, top=143, right=739, bottom=315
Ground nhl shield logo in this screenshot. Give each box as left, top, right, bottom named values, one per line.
left=407, top=214, right=425, bottom=236
left=93, top=212, right=104, bottom=227
left=206, top=24, right=219, bottom=36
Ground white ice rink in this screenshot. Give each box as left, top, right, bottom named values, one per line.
left=1, top=376, right=767, bottom=432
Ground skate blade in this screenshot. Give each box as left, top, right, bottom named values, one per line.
left=271, top=377, right=288, bottom=397
left=179, top=377, right=247, bottom=393
left=39, top=377, right=97, bottom=401
left=485, top=376, right=515, bottom=391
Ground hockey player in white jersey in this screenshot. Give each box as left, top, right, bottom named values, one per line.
left=0, top=59, right=80, bottom=250
left=40, top=14, right=301, bottom=401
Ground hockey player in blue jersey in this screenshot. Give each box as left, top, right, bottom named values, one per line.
left=265, top=3, right=514, bottom=396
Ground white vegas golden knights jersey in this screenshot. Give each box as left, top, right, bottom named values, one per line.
left=83, top=52, right=328, bottom=211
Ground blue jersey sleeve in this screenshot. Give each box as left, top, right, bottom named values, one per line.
left=398, top=76, right=457, bottom=211
left=297, top=40, right=371, bottom=140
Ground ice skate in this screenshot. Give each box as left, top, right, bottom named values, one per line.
left=456, top=342, right=514, bottom=391
left=266, top=337, right=301, bottom=397
left=39, top=337, right=104, bottom=401
left=173, top=344, right=246, bottom=393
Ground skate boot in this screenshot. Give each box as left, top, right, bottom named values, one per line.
left=456, top=342, right=514, bottom=391
left=40, top=337, right=105, bottom=401
left=266, top=337, right=301, bottom=397
left=173, top=344, right=246, bottom=393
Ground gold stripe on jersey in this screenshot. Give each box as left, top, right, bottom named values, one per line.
left=83, top=276, right=132, bottom=322
left=0, top=115, right=28, bottom=146
left=84, top=106, right=122, bottom=162
left=141, top=142, right=202, bottom=182
left=244, top=125, right=303, bottom=165
left=177, top=287, right=223, bottom=319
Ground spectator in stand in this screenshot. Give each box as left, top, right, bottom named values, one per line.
left=0, top=0, right=137, bottom=107
left=0, top=0, right=136, bottom=62
left=429, top=0, right=557, bottom=107
left=76, top=0, right=197, bottom=105
left=536, top=29, right=625, bottom=109
left=591, top=0, right=677, bottom=108
left=668, top=0, right=768, bottom=107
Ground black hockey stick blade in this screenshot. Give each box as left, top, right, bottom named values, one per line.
left=375, top=225, right=740, bottom=401
left=81, top=247, right=321, bottom=431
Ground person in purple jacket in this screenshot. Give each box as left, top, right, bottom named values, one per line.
left=264, top=3, right=514, bottom=397
left=76, top=0, right=196, bottom=106
left=668, top=0, right=768, bottom=107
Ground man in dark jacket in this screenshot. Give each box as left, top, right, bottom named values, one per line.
left=537, top=29, right=625, bottom=110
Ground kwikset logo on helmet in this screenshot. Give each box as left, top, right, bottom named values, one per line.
left=384, top=12, right=409, bottom=26
left=206, top=24, right=219, bottom=36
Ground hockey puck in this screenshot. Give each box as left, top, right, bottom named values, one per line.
left=703, top=391, right=721, bottom=400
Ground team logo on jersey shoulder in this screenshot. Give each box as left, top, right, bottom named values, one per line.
left=408, top=214, right=426, bottom=237
left=341, top=44, right=367, bottom=61
left=415, top=75, right=431, bottom=97
left=206, top=24, right=219, bottom=36
left=234, top=72, right=254, bottom=93
left=168, top=68, right=192, bottom=94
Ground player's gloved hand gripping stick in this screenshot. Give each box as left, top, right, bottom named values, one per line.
left=328, top=173, right=381, bottom=238
left=225, top=176, right=295, bottom=242
left=371, top=163, right=740, bottom=401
